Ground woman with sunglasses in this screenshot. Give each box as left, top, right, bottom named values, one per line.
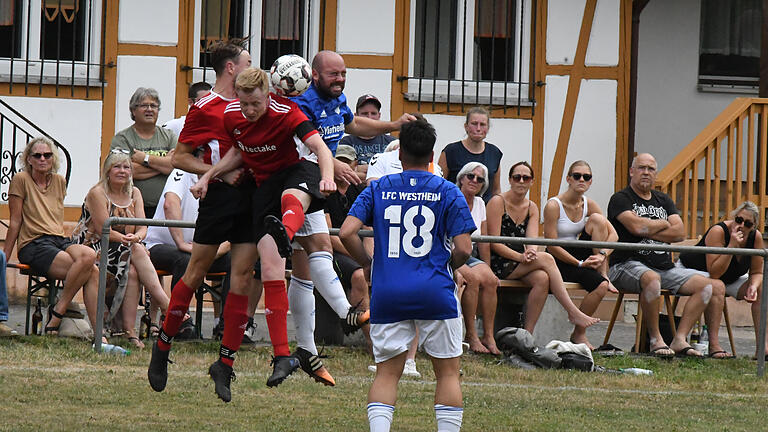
left=487, top=162, right=599, bottom=335
left=543, top=160, right=618, bottom=349
left=678, top=201, right=765, bottom=359
left=454, top=162, right=501, bottom=354
left=4, top=137, right=103, bottom=341
left=71, top=152, right=191, bottom=348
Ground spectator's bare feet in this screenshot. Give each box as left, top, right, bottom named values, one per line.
left=570, top=332, right=595, bottom=351
left=669, top=340, right=703, bottom=358
left=466, top=336, right=490, bottom=354
left=480, top=335, right=502, bottom=355
left=568, top=310, right=599, bottom=329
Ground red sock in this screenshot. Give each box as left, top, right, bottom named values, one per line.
left=219, top=293, right=249, bottom=367
left=264, top=279, right=290, bottom=356
left=158, top=278, right=195, bottom=351
left=281, top=194, right=305, bottom=240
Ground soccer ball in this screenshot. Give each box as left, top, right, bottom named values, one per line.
left=269, top=54, right=312, bottom=97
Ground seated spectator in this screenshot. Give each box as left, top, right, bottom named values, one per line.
left=543, top=160, right=618, bottom=349
left=0, top=251, right=17, bottom=336
left=4, top=137, right=101, bottom=341
left=111, top=87, right=177, bottom=218
left=678, top=201, right=764, bottom=359
left=162, top=81, right=212, bottom=137
left=339, top=94, right=396, bottom=179
left=437, top=106, right=502, bottom=202
left=487, top=161, right=598, bottom=334
left=454, top=162, right=500, bottom=354
left=323, top=144, right=371, bottom=348
left=70, top=151, right=188, bottom=348
left=607, top=153, right=725, bottom=357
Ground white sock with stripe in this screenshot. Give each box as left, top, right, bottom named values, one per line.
left=308, top=251, right=352, bottom=318
left=287, top=275, right=317, bottom=355
left=367, top=402, right=394, bottom=432
left=434, top=404, right=463, bottom=432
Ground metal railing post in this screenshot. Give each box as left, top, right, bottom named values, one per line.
left=758, top=250, right=768, bottom=376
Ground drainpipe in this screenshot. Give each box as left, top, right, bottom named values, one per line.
left=627, top=0, right=650, bottom=184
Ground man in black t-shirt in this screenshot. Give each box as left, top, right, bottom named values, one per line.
left=607, top=153, right=724, bottom=358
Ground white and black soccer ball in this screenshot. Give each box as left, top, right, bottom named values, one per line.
left=269, top=54, right=312, bottom=97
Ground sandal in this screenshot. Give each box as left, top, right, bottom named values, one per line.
left=708, top=350, right=734, bottom=359
left=45, top=306, right=65, bottom=335
left=674, top=346, right=704, bottom=358
left=148, top=323, right=161, bottom=338
left=127, top=336, right=145, bottom=349
left=649, top=345, right=674, bottom=358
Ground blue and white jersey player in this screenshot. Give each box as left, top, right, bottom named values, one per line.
left=341, top=117, right=474, bottom=432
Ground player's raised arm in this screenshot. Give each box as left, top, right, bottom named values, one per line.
left=303, top=133, right=336, bottom=194
left=190, top=147, right=243, bottom=199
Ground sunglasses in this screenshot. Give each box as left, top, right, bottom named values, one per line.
left=734, top=216, right=754, bottom=229
left=465, top=173, right=485, bottom=184
left=570, top=173, right=592, bottom=181
left=511, top=174, right=533, bottom=183
left=111, top=148, right=130, bottom=154
left=31, top=152, right=53, bottom=160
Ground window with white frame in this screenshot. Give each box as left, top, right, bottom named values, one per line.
left=698, top=0, right=760, bottom=93
left=0, top=0, right=104, bottom=86
left=407, top=0, right=532, bottom=106
left=192, top=0, right=317, bottom=84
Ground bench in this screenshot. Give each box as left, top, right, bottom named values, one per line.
left=8, top=262, right=62, bottom=336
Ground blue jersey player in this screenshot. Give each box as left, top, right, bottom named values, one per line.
left=341, top=117, right=474, bottom=432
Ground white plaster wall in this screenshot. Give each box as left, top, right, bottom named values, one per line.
left=336, top=0, right=395, bottom=55
left=635, top=0, right=737, bottom=170
left=344, top=69, right=393, bottom=120
left=1, top=96, right=102, bottom=206
left=585, top=0, right=620, bottom=66
left=119, top=0, right=179, bottom=46
left=427, top=114, right=533, bottom=193
left=547, top=0, right=586, bottom=65
left=542, top=76, right=617, bottom=211
left=115, top=56, right=178, bottom=133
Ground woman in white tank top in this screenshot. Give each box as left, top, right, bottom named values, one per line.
left=542, top=160, right=618, bottom=349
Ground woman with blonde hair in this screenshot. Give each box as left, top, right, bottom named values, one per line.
left=4, top=137, right=101, bottom=341
left=543, top=160, right=618, bottom=349
left=71, top=151, right=185, bottom=348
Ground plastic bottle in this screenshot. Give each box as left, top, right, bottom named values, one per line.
left=700, top=325, right=709, bottom=355
left=31, top=299, right=43, bottom=336
left=93, top=343, right=131, bottom=356
left=620, top=368, right=653, bottom=376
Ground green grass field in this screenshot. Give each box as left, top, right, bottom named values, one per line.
left=1, top=336, right=766, bottom=431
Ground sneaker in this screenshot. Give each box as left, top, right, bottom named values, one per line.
left=264, top=215, right=293, bottom=258
left=266, top=355, right=300, bottom=387
left=293, top=347, right=335, bottom=386
left=208, top=359, right=236, bottom=403
left=403, top=359, right=421, bottom=378
left=340, top=303, right=370, bottom=335
left=147, top=341, right=172, bottom=392
left=241, top=318, right=257, bottom=345
left=174, top=317, right=197, bottom=340
left=0, top=322, right=18, bottom=337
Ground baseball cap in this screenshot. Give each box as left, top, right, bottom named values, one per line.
left=356, top=94, right=381, bottom=111
left=335, top=145, right=357, bottom=162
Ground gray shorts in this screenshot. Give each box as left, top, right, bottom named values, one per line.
left=465, top=256, right=484, bottom=268
left=673, top=261, right=749, bottom=298
left=608, top=260, right=702, bottom=295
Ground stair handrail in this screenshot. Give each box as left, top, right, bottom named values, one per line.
left=655, top=97, right=759, bottom=188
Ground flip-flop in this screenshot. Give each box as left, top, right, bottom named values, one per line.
left=675, top=346, right=704, bottom=358
left=650, top=345, right=674, bottom=358
left=708, top=350, right=734, bottom=359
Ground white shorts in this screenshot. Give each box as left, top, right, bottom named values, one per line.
left=370, top=317, right=463, bottom=363
left=292, top=210, right=329, bottom=250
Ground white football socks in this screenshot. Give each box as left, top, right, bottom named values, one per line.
left=287, top=275, right=317, bottom=355
left=367, top=402, right=394, bottom=432
left=308, top=251, right=352, bottom=318
left=434, top=404, right=463, bottom=432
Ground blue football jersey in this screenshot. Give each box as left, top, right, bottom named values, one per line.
left=348, top=170, right=476, bottom=323
left=291, top=83, right=354, bottom=155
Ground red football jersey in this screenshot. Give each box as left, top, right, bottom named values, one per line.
left=223, top=94, right=318, bottom=185
left=178, top=91, right=237, bottom=165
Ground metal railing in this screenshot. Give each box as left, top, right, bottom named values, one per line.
left=0, top=98, right=72, bottom=200
left=96, top=218, right=768, bottom=377
left=1, top=0, right=110, bottom=98
left=401, top=0, right=535, bottom=115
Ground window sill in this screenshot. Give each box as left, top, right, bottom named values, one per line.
left=697, top=84, right=758, bottom=95
left=404, top=91, right=534, bottom=107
